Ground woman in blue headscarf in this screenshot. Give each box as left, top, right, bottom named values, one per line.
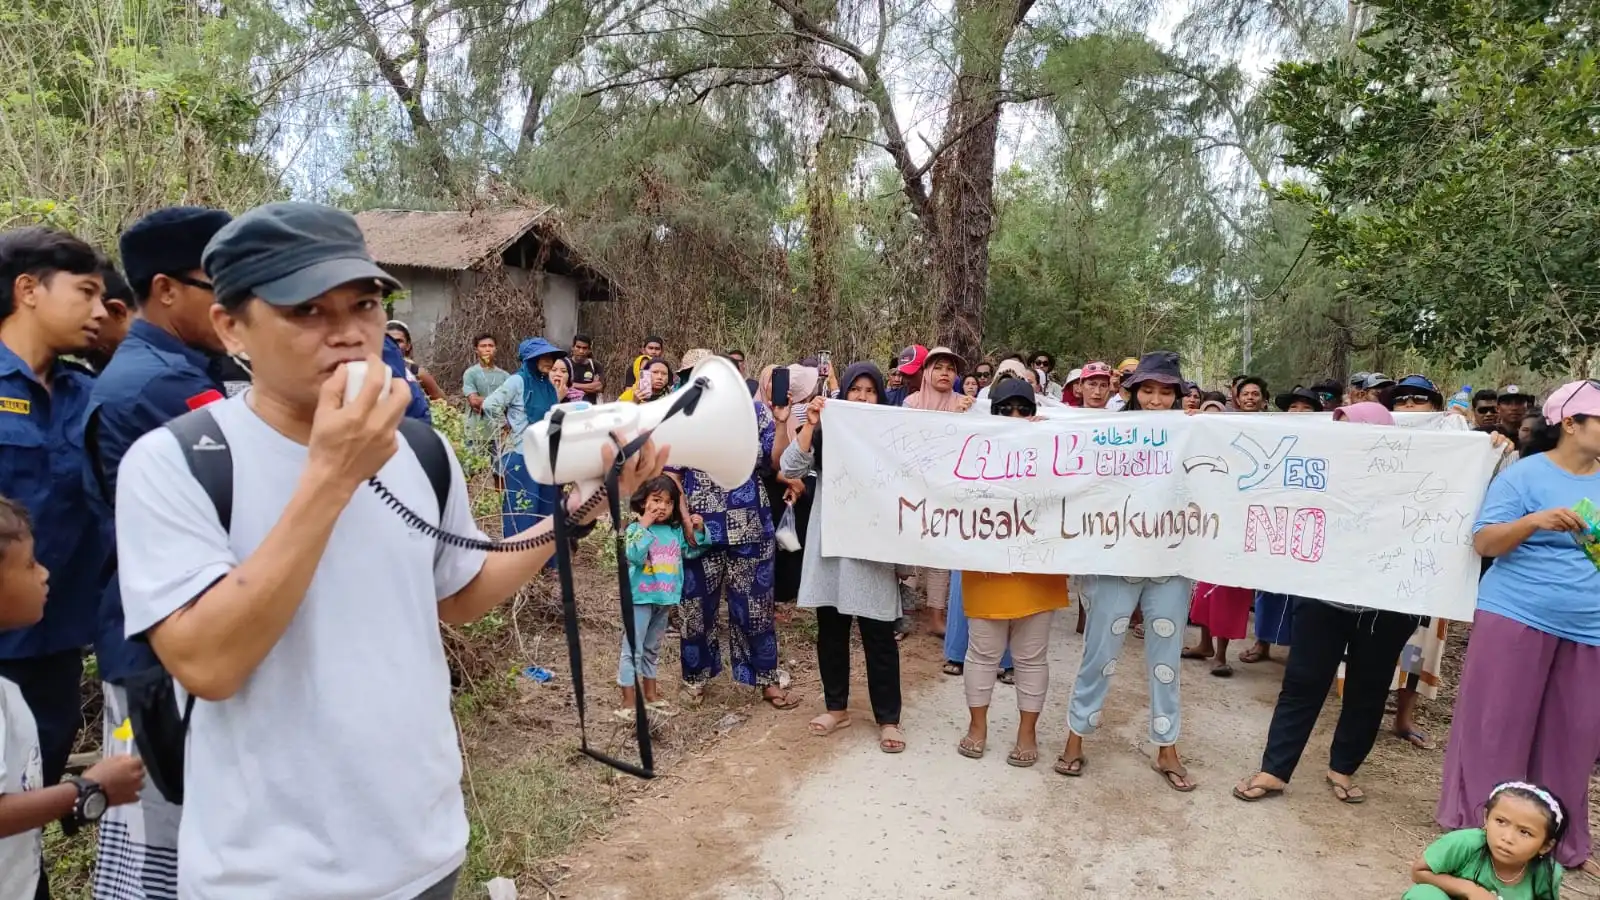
left=484, top=337, right=566, bottom=536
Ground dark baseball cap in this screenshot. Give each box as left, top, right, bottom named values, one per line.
left=202, top=201, right=398, bottom=308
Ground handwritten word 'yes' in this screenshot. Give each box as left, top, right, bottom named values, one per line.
left=1232, top=433, right=1297, bottom=490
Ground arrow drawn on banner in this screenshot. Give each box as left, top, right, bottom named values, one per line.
left=1182, top=455, right=1230, bottom=474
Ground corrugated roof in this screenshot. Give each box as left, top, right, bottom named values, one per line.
left=354, top=207, right=557, bottom=271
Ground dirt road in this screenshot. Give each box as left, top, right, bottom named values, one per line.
left=559, top=618, right=1444, bottom=899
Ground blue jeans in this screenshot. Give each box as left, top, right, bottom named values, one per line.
left=617, top=604, right=674, bottom=686
left=1068, top=575, right=1192, bottom=746
left=944, top=572, right=1012, bottom=669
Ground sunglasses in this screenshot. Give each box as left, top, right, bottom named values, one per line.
left=995, top=403, right=1034, bottom=417
left=1391, top=393, right=1432, bottom=405
left=1032, top=359, right=1050, bottom=368
left=975, top=369, right=993, bottom=380
left=1475, top=405, right=1496, bottom=414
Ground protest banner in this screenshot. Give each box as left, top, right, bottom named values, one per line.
left=819, top=403, right=1502, bottom=619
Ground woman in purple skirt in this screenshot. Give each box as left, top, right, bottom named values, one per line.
left=1438, top=380, right=1600, bottom=874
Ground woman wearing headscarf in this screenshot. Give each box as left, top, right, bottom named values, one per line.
left=784, top=362, right=905, bottom=752
left=674, top=372, right=801, bottom=710
left=958, top=380, right=1069, bottom=767
left=902, top=347, right=973, bottom=636
left=618, top=353, right=653, bottom=402
left=771, top=364, right=822, bottom=608
left=1056, top=351, right=1196, bottom=792
left=1233, top=402, right=1424, bottom=805
left=1438, top=380, right=1600, bottom=873
left=484, top=337, right=565, bottom=537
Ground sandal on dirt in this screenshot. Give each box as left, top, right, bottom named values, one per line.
left=1132, top=624, right=1146, bottom=640
left=941, top=661, right=964, bottom=676
left=879, top=724, right=906, bottom=754
left=681, top=683, right=706, bottom=707
left=763, top=688, right=801, bottom=710
left=808, top=712, right=852, bottom=736
left=1326, top=777, right=1366, bottom=804
left=1007, top=746, right=1039, bottom=768
left=1394, top=728, right=1436, bottom=750
left=1232, top=777, right=1284, bottom=802
left=1239, top=645, right=1270, bottom=664
left=1153, top=759, right=1197, bottom=793
left=1211, top=664, right=1235, bottom=678
left=998, top=668, right=1016, bottom=685
left=1053, top=754, right=1086, bottom=777
left=957, top=736, right=986, bottom=759
left=1181, top=647, right=1212, bottom=660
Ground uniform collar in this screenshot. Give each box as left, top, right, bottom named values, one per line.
left=0, top=336, right=72, bottom=387
left=129, top=318, right=213, bottom=369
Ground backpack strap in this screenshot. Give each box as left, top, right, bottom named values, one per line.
left=397, top=417, right=450, bottom=518
left=164, top=408, right=233, bottom=533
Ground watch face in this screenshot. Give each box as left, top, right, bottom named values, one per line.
left=82, top=790, right=108, bottom=821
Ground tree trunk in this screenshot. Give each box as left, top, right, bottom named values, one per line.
left=928, top=0, right=1026, bottom=363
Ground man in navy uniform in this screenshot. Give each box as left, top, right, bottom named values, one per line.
left=0, top=228, right=111, bottom=845
left=81, top=207, right=238, bottom=899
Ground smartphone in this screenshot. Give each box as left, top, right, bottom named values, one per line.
left=818, top=350, right=832, bottom=376
left=770, top=366, right=791, bottom=407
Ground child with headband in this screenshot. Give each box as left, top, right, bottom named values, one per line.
left=1407, top=781, right=1567, bottom=899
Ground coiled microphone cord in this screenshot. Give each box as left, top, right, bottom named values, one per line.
left=366, top=477, right=608, bottom=552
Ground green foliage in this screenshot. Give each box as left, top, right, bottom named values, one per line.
left=1268, top=0, right=1600, bottom=375
left=0, top=0, right=282, bottom=248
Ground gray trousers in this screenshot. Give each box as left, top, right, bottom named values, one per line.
left=414, top=868, right=461, bottom=900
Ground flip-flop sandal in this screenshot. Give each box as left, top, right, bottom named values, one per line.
left=1181, top=648, right=1211, bottom=660
left=1211, top=664, right=1235, bottom=678
left=1053, top=754, right=1086, bottom=777
left=1007, top=746, right=1039, bottom=768
left=998, top=668, right=1016, bottom=685
left=1394, top=728, right=1436, bottom=750
left=763, top=689, right=802, bottom=710
left=1132, top=624, right=1146, bottom=639
left=612, top=707, right=636, bottom=722
left=808, top=712, right=852, bottom=736
left=1232, top=780, right=1284, bottom=802
left=1239, top=646, right=1269, bottom=664
left=957, top=737, right=986, bottom=759
left=941, top=661, right=964, bottom=676
left=1326, top=777, right=1366, bottom=804
left=879, top=725, right=906, bottom=754
left=1153, top=760, right=1198, bottom=793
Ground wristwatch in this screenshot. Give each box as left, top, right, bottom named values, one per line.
left=66, top=776, right=108, bottom=825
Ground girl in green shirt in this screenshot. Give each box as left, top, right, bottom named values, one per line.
left=1406, top=782, right=1566, bottom=899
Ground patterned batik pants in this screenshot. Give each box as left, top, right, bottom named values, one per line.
left=680, top=541, right=779, bottom=688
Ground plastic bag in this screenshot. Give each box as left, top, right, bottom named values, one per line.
left=775, top=502, right=802, bottom=551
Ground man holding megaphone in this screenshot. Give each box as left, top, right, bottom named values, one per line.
left=110, top=202, right=668, bottom=899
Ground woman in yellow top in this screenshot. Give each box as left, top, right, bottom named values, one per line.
left=957, top=379, right=1070, bottom=767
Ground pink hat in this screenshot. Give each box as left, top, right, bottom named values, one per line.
left=1081, top=361, right=1113, bottom=379
left=1543, top=380, right=1600, bottom=423
left=1333, top=401, right=1395, bottom=426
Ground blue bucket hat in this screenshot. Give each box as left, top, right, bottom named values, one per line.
left=517, top=337, right=563, bottom=362
left=1383, top=374, right=1442, bottom=409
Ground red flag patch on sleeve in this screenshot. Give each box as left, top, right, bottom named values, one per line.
left=185, top=389, right=225, bottom=411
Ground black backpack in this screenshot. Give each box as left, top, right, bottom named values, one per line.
left=128, top=408, right=451, bottom=804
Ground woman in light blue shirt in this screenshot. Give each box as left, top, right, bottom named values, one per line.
left=485, top=338, right=565, bottom=537
left=1438, top=380, right=1600, bottom=874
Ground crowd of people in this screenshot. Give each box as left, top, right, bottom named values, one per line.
left=0, top=200, right=1595, bottom=900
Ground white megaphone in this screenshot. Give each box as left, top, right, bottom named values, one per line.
left=521, top=356, right=758, bottom=490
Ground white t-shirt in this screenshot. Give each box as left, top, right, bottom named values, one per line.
left=0, top=676, right=43, bottom=900
left=115, top=394, right=488, bottom=900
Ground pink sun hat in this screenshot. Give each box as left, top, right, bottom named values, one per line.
left=1543, top=380, right=1600, bottom=422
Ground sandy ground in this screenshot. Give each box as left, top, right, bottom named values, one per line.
left=556, top=614, right=1459, bottom=899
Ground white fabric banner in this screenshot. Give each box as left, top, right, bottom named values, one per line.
left=819, top=404, right=1501, bottom=619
